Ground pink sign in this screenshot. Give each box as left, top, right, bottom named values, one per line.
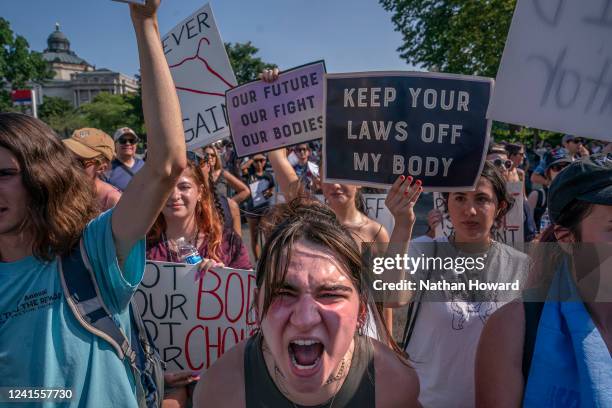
left=226, top=61, right=326, bottom=157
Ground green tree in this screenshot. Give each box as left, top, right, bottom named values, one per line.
left=38, top=96, right=87, bottom=137
left=79, top=92, right=139, bottom=135
left=379, top=0, right=516, bottom=77
left=225, top=42, right=276, bottom=85
left=0, top=17, right=53, bottom=111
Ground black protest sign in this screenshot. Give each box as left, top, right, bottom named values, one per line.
left=324, top=72, right=493, bottom=191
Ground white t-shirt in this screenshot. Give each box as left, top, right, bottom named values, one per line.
left=405, top=237, right=529, bottom=408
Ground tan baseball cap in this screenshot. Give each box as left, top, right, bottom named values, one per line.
left=63, top=128, right=115, bottom=162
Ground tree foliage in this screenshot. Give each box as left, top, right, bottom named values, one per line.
left=79, top=92, right=142, bottom=135
left=0, top=17, right=53, bottom=112
left=38, top=96, right=86, bottom=137
left=225, top=42, right=276, bottom=85
left=379, top=0, right=516, bottom=77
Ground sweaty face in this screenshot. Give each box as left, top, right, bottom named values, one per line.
left=258, top=240, right=361, bottom=393
left=447, top=177, right=500, bottom=244
left=0, top=147, right=29, bottom=237
left=162, top=168, right=201, bottom=221
left=321, top=183, right=357, bottom=208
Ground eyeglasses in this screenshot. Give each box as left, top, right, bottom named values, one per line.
left=204, top=150, right=216, bottom=157
left=296, top=148, right=308, bottom=153
left=118, top=138, right=137, bottom=145
left=254, top=158, right=266, bottom=163
left=490, top=159, right=513, bottom=170
left=78, top=157, right=102, bottom=168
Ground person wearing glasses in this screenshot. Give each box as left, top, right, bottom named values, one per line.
left=240, top=153, right=275, bottom=259
left=487, top=144, right=537, bottom=242
left=106, top=127, right=145, bottom=191
left=291, top=143, right=320, bottom=193
left=562, top=134, right=590, bottom=159
left=63, top=127, right=122, bottom=211
left=202, top=144, right=250, bottom=204
left=505, top=143, right=526, bottom=184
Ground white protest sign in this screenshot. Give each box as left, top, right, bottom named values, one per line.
left=134, top=261, right=256, bottom=371
left=162, top=3, right=237, bottom=149
left=488, top=0, right=612, bottom=142
left=433, top=182, right=524, bottom=244
left=315, top=193, right=394, bottom=235
left=249, top=179, right=272, bottom=208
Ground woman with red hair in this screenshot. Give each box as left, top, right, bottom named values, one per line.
left=146, top=153, right=252, bottom=408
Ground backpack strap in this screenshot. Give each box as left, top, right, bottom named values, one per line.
left=522, top=301, right=544, bottom=381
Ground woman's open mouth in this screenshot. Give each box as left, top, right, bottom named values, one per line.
left=288, top=339, right=324, bottom=375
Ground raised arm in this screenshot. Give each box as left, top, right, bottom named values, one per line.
left=267, top=148, right=301, bottom=201
left=222, top=170, right=250, bottom=204
left=112, top=0, right=187, bottom=263
left=384, top=175, right=422, bottom=307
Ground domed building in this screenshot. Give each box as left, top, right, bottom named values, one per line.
left=33, top=24, right=138, bottom=107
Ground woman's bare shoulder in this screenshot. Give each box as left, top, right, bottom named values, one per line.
left=372, top=339, right=420, bottom=407
left=192, top=340, right=247, bottom=408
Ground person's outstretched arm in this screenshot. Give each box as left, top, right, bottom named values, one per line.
left=112, top=0, right=187, bottom=264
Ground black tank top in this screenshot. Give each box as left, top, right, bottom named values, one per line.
left=244, top=334, right=375, bottom=408
left=218, top=195, right=233, bottom=230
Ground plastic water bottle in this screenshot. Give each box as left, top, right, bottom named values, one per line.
left=539, top=210, right=551, bottom=232
left=175, top=237, right=202, bottom=264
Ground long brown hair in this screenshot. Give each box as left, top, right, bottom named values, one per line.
left=0, top=113, right=99, bottom=260
left=257, top=197, right=408, bottom=361
left=147, top=160, right=224, bottom=262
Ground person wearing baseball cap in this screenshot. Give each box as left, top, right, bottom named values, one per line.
left=63, top=128, right=121, bottom=211
left=476, top=154, right=612, bottom=407
left=562, top=134, right=590, bottom=159
left=107, top=126, right=145, bottom=191
left=527, top=148, right=573, bottom=231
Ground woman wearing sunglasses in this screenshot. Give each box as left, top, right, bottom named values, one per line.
left=240, top=153, right=276, bottom=259
left=146, top=152, right=252, bottom=408
left=202, top=144, right=250, bottom=204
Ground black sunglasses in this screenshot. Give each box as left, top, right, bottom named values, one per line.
left=491, top=159, right=513, bottom=170
left=118, top=138, right=137, bottom=145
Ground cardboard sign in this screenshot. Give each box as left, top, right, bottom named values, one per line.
left=162, top=3, right=237, bottom=150
left=324, top=72, right=493, bottom=191
left=226, top=61, right=326, bottom=157
left=433, top=182, right=524, bottom=244
left=134, top=261, right=256, bottom=371
left=315, top=193, right=395, bottom=235
left=488, top=0, right=612, bottom=142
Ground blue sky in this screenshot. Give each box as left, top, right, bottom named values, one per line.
left=2, top=0, right=418, bottom=79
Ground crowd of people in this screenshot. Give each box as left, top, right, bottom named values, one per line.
left=1, top=1, right=612, bottom=408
